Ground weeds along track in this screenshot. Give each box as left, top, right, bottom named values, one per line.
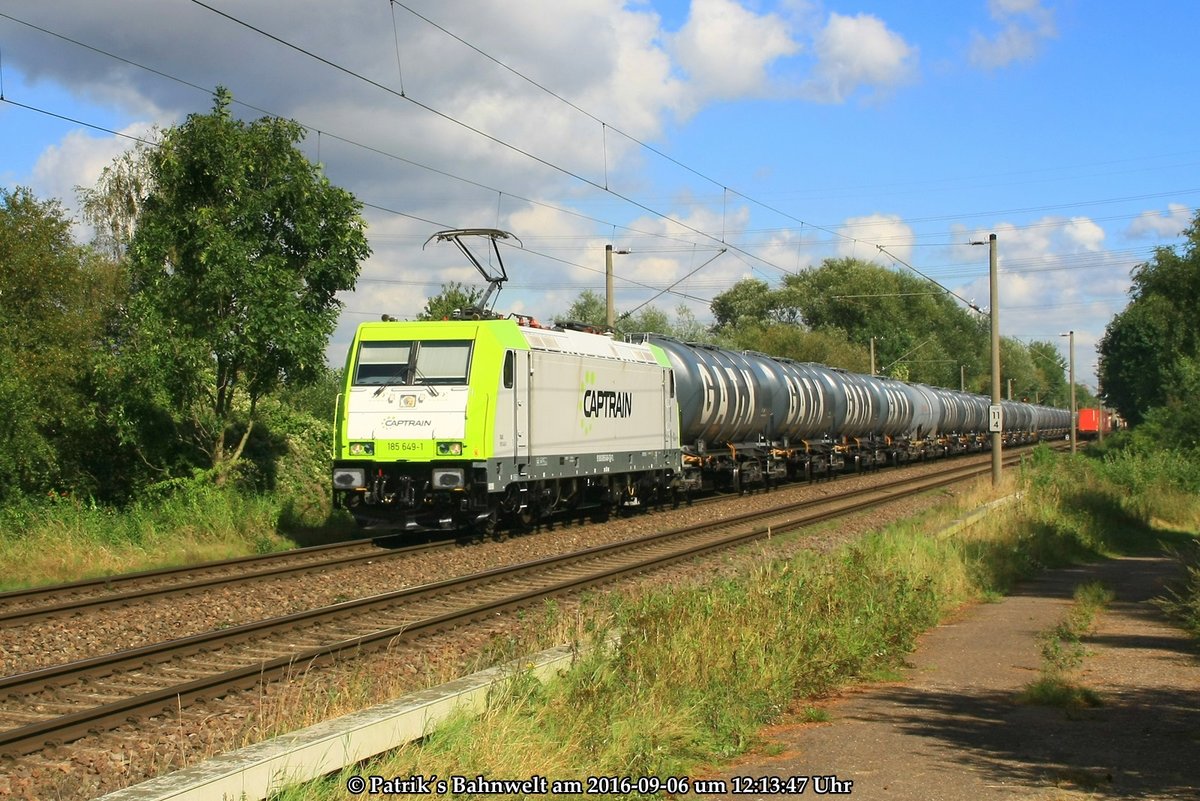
left=0, top=449, right=1040, bottom=759
left=0, top=448, right=1024, bottom=626
left=0, top=536, right=455, bottom=625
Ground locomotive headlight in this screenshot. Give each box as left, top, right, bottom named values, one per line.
left=332, top=467, right=366, bottom=489
left=348, top=442, right=374, bottom=456
left=432, top=467, right=465, bottom=489
left=436, top=441, right=463, bottom=456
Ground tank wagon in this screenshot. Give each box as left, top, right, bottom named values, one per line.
left=639, top=336, right=1069, bottom=494
left=332, top=320, right=1071, bottom=533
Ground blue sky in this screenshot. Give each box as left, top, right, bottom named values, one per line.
left=2, top=0, right=1197, bottom=390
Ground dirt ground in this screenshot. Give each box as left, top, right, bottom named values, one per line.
left=695, top=555, right=1200, bottom=801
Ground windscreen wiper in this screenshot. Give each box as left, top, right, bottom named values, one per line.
left=372, top=366, right=411, bottom=397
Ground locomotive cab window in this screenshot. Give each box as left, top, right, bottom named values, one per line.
left=353, top=340, right=473, bottom=386
left=354, top=341, right=413, bottom=385
left=503, top=350, right=515, bottom=389
left=413, top=341, right=473, bottom=384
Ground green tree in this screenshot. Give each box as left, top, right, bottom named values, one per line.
left=0, top=187, right=127, bottom=501
left=1128, top=356, right=1200, bottom=451
left=725, top=323, right=871, bottom=371
left=127, top=88, right=371, bottom=481
left=999, top=337, right=1037, bottom=401
left=1098, top=297, right=1175, bottom=424
left=561, top=289, right=608, bottom=327
left=669, top=304, right=716, bottom=343
left=1027, top=341, right=1069, bottom=406
left=1099, top=211, right=1200, bottom=425
left=770, top=258, right=987, bottom=388
left=418, top=282, right=485, bottom=320
left=77, top=136, right=157, bottom=260
left=710, top=278, right=783, bottom=329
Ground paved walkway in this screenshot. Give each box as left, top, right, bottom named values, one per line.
left=700, top=556, right=1200, bottom=800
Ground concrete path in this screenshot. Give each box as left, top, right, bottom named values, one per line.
left=698, top=556, right=1199, bottom=800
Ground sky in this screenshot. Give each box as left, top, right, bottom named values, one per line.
left=1, top=0, right=1197, bottom=392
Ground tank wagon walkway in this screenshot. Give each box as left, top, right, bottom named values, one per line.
left=697, top=555, right=1199, bottom=801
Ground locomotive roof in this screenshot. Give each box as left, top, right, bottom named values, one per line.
left=518, top=323, right=661, bottom=364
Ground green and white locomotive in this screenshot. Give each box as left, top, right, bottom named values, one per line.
left=332, top=316, right=680, bottom=532
left=332, top=227, right=681, bottom=532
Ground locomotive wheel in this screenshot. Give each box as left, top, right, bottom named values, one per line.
left=473, top=510, right=501, bottom=541
left=516, top=505, right=535, bottom=531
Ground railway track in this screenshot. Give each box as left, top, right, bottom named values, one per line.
left=0, top=447, right=1015, bottom=626
left=0, top=449, right=1038, bottom=758
left=0, top=534, right=453, bottom=625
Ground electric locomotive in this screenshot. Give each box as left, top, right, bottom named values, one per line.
left=332, top=229, right=683, bottom=532
left=331, top=315, right=681, bottom=532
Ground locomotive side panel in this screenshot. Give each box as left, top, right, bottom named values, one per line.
left=525, top=347, right=675, bottom=464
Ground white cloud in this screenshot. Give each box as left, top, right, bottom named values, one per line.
left=947, top=216, right=1133, bottom=389
left=1127, top=203, right=1193, bottom=239
left=670, top=0, right=801, bottom=102
left=835, top=213, right=915, bottom=265
left=969, top=0, right=1057, bottom=70
left=30, top=121, right=158, bottom=237
left=1062, top=216, right=1105, bottom=251
left=802, top=13, right=917, bottom=103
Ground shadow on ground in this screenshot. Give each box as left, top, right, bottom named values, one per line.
left=862, top=681, right=1200, bottom=798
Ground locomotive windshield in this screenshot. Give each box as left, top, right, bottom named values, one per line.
left=353, top=340, right=473, bottom=387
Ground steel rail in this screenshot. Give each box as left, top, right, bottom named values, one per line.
left=0, top=536, right=452, bottom=625
left=0, top=444, right=1047, bottom=623
left=0, top=449, right=1039, bottom=757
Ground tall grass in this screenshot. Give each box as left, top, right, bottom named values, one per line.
left=275, top=446, right=1200, bottom=801
left=0, top=484, right=293, bottom=590
left=1092, top=447, right=1200, bottom=532
left=1156, top=540, right=1200, bottom=637
left=0, top=399, right=353, bottom=590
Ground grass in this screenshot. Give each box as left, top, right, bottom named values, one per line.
left=269, top=445, right=1200, bottom=801
left=0, top=398, right=355, bottom=591
left=1018, top=580, right=1114, bottom=711
left=0, top=482, right=357, bottom=591
left=1155, top=539, right=1200, bottom=637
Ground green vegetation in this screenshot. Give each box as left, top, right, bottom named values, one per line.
left=0, top=89, right=366, bottom=586
left=706, top=258, right=1080, bottom=401
left=0, top=390, right=351, bottom=590
left=1155, top=540, right=1200, bottom=637
left=125, top=87, right=369, bottom=482
left=1018, top=581, right=1113, bottom=711
left=272, top=446, right=1199, bottom=801
left=1099, top=211, right=1200, bottom=428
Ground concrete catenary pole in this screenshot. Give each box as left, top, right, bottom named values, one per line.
left=1068, top=330, right=1076, bottom=454
left=605, top=244, right=615, bottom=330
left=990, top=233, right=1002, bottom=487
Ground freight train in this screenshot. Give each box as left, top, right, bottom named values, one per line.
left=331, top=316, right=1072, bottom=533
left=331, top=229, right=1071, bottom=534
